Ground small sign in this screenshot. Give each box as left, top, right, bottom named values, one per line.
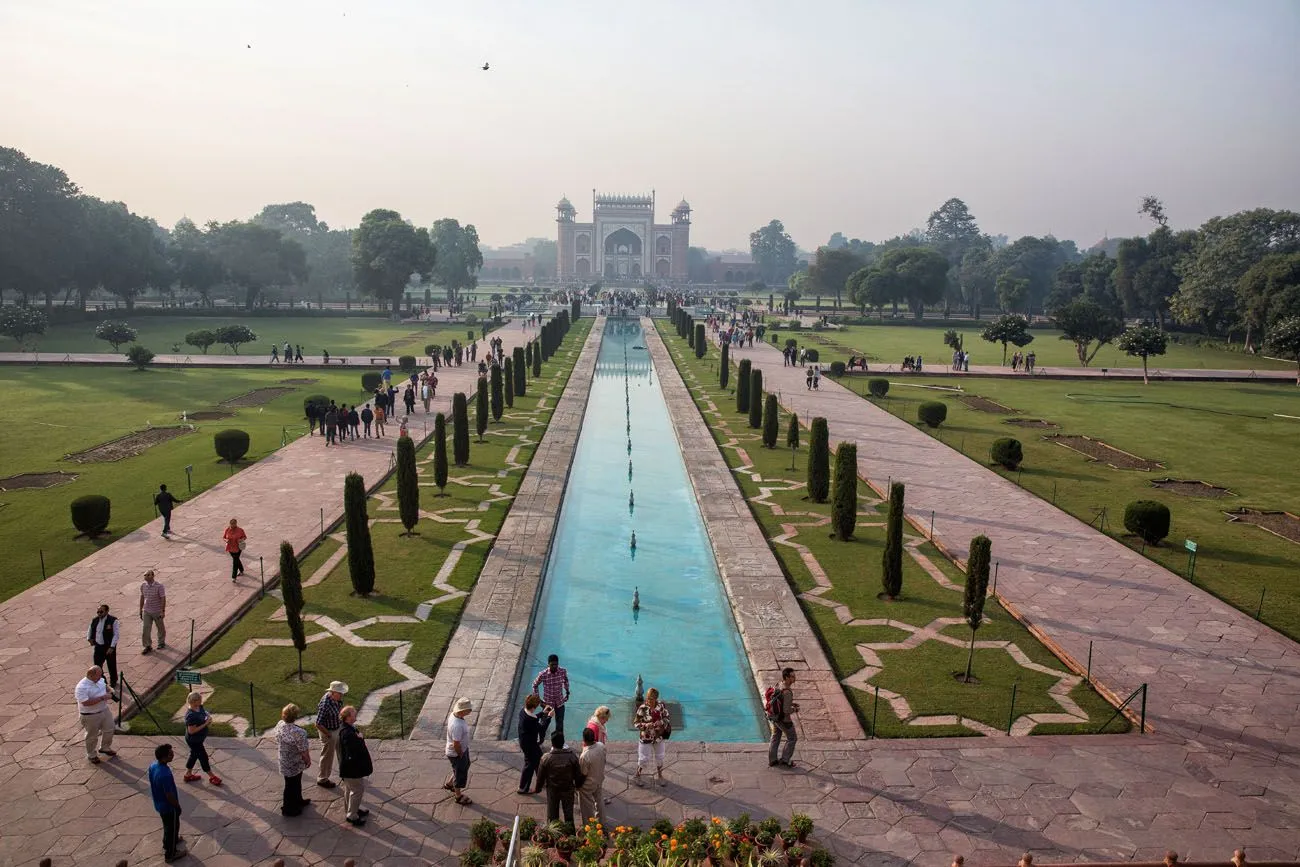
left=175, top=670, right=201, bottom=685
left=1185, top=540, right=1198, bottom=553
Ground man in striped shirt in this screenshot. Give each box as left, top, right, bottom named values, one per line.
left=532, top=654, right=571, bottom=736
left=139, top=570, right=167, bottom=654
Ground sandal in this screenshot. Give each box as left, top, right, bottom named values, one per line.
left=454, top=794, right=473, bottom=805
left=443, top=781, right=455, bottom=791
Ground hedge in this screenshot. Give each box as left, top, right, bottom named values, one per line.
left=917, top=401, right=947, bottom=428
left=1124, top=500, right=1171, bottom=544
left=71, top=495, right=111, bottom=537
left=398, top=354, right=417, bottom=373
left=362, top=372, right=383, bottom=392
left=868, top=378, right=889, bottom=398
left=214, top=429, right=250, bottom=465
left=990, top=437, right=1023, bottom=470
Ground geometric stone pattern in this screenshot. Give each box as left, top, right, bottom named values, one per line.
left=413, top=317, right=607, bottom=742
left=644, top=321, right=864, bottom=741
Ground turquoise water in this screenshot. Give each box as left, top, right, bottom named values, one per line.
left=508, top=319, right=765, bottom=742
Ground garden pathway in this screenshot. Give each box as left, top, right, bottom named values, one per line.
left=0, top=329, right=537, bottom=750
left=720, top=333, right=1300, bottom=757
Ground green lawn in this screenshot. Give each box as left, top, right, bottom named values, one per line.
left=0, top=365, right=419, bottom=601
left=777, top=323, right=1292, bottom=371
left=127, top=318, right=590, bottom=738
left=658, top=323, right=1126, bottom=737
left=1, top=316, right=481, bottom=357
left=833, top=373, right=1300, bottom=640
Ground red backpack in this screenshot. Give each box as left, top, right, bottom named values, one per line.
left=763, top=686, right=782, bottom=721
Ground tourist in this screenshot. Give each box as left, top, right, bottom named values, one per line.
left=338, top=706, right=373, bottom=826
left=382, top=366, right=393, bottom=389
left=805, top=366, right=814, bottom=390
left=537, top=731, right=580, bottom=824
left=86, top=604, right=119, bottom=696
left=578, top=726, right=608, bottom=827
left=633, top=686, right=670, bottom=786
left=223, top=518, right=247, bottom=582
left=444, top=697, right=474, bottom=805
left=324, top=404, right=338, bottom=446
left=182, top=691, right=222, bottom=785
left=74, top=665, right=116, bottom=763
left=154, top=483, right=180, bottom=538
left=323, top=349, right=330, bottom=364
left=295, top=345, right=304, bottom=363
left=767, top=667, right=800, bottom=768
left=149, top=743, right=187, bottom=862
left=360, top=404, right=374, bottom=438
left=315, top=681, right=348, bottom=788
left=348, top=404, right=361, bottom=440
left=306, top=401, right=319, bottom=436
left=284, top=341, right=292, bottom=363
left=584, top=706, right=610, bottom=744
left=517, top=693, right=552, bottom=794
left=403, top=385, right=416, bottom=415
left=270, top=344, right=279, bottom=364
left=139, top=570, right=167, bottom=654
left=532, top=653, right=571, bottom=735
left=813, top=365, right=821, bottom=390
left=275, top=703, right=313, bottom=816
left=374, top=401, right=387, bottom=437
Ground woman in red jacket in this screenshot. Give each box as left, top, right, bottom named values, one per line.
left=223, top=518, right=247, bottom=582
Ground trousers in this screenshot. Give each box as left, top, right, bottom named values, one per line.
left=80, top=705, right=114, bottom=760
left=317, top=726, right=339, bottom=781
left=92, top=643, right=118, bottom=687
left=341, top=776, right=366, bottom=820
left=768, top=720, right=797, bottom=764
left=142, top=612, right=165, bottom=648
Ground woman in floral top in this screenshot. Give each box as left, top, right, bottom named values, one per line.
left=275, top=704, right=313, bottom=816
left=633, top=687, right=670, bottom=787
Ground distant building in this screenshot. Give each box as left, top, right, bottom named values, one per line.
left=557, top=192, right=690, bottom=281
left=705, top=253, right=760, bottom=284
left=480, top=247, right=536, bottom=283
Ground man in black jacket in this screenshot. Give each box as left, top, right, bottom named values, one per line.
left=86, top=604, right=119, bottom=697
left=537, top=732, right=580, bottom=823
left=154, top=484, right=180, bottom=538
left=516, top=694, right=552, bottom=794
left=338, top=706, right=372, bottom=827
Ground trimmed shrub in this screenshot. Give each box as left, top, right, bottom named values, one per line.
left=829, top=360, right=846, bottom=377
left=762, top=394, right=779, bottom=448
left=504, top=358, right=515, bottom=408
left=720, top=341, right=729, bottom=389
left=490, top=364, right=503, bottom=421
left=452, top=392, right=470, bottom=465
left=514, top=346, right=527, bottom=395
left=687, top=319, right=695, bottom=348
left=748, top=369, right=764, bottom=429
left=343, top=472, right=376, bottom=595
left=990, top=437, right=1023, bottom=470
left=125, top=344, right=155, bottom=370
left=475, top=377, right=489, bottom=442
left=362, top=371, right=383, bottom=392
left=303, top=394, right=331, bottom=418
left=804, top=348, right=819, bottom=363
left=1124, top=500, right=1171, bottom=544
left=396, top=435, right=420, bottom=535
left=214, top=429, right=250, bottom=465
left=737, top=359, right=752, bottom=413
left=694, top=323, right=706, bottom=358
left=398, top=354, right=417, bottom=373
left=532, top=340, right=542, bottom=377
left=807, top=417, right=830, bottom=503
left=961, top=534, right=992, bottom=682
left=786, top=412, right=800, bottom=451
left=424, top=342, right=440, bottom=358
left=917, top=401, right=947, bottom=428
left=831, top=442, right=858, bottom=540
left=280, top=541, right=308, bottom=679
left=882, top=482, right=905, bottom=598
left=433, top=412, right=449, bottom=494
left=71, top=495, right=111, bottom=537
left=867, top=378, right=889, bottom=398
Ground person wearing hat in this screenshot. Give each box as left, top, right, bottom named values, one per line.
left=315, top=681, right=348, bottom=788
left=443, top=697, right=474, bottom=805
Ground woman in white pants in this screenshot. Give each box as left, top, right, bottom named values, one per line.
left=633, top=687, right=671, bottom=786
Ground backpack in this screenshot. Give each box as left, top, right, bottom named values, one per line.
left=763, top=686, right=782, bottom=722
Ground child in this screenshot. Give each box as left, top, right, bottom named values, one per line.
left=182, top=692, right=222, bottom=785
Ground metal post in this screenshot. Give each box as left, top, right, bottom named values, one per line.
left=1051, top=482, right=1057, bottom=505
left=399, top=688, right=405, bottom=737
left=1188, top=550, right=1197, bottom=583
left=1256, top=587, right=1266, bottom=620
left=871, top=685, right=879, bottom=739
left=929, top=511, right=935, bottom=539
left=1139, top=684, right=1147, bottom=733
left=189, top=620, right=195, bottom=668
left=1007, top=682, right=1018, bottom=734
left=39, top=549, right=46, bottom=581
left=992, top=561, right=999, bottom=595
left=117, top=673, right=125, bottom=729
left=259, top=557, right=265, bottom=598
left=1017, top=468, right=1023, bottom=486
left=320, top=508, right=325, bottom=540
left=1086, top=641, right=1093, bottom=682
left=249, top=682, right=256, bottom=737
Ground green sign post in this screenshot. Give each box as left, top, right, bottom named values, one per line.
left=175, top=670, right=201, bottom=686
left=1184, top=539, right=1198, bottom=582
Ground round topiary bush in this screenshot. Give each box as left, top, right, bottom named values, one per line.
left=868, top=378, right=889, bottom=398
left=464, top=313, right=479, bottom=326
left=1124, top=500, right=1171, bottom=544
left=398, top=354, right=417, bottom=373
left=424, top=343, right=441, bottom=358
left=990, top=437, right=1024, bottom=470
left=214, top=429, right=251, bottom=464
left=829, top=361, right=846, bottom=377
left=917, top=401, right=948, bottom=428
left=804, top=348, right=820, bottom=363
left=361, top=372, right=383, bottom=392
left=303, top=394, right=331, bottom=417
left=71, top=495, right=111, bottom=538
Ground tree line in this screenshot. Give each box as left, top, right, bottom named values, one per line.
left=0, top=146, right=483, bottom=313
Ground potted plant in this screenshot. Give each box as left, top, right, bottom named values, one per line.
left=520, top=845, right=549, bottom=867
left=728, top=814, right=752, bottom=837
left=758, top=846, right=785, bottom=867
left=532, top=824, right=557, bottom=848
left=518, top=817, right=538, bottom=844
left=460, top=849, right=489, bottom=867
left=471, top=818, right=499, bottom=853
left=789, top=814, right=814, bottom=844
left=810, top=847, right=835, bottom=867
left=787, top=844, right=807, bottom=867
left=779, top=831, right=798, bottom=851
left=555, top=834, right=578, bottom=863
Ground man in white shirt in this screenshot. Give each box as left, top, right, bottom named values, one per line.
left=74, top=666, right=116, bottom=764
left=443, top=697, right=473, bottom=805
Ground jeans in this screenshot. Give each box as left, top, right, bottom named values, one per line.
left=92, top=644, right=118, bottom=688
left=160, top=510, right=172, bottom=535
left=519, top=743, right=542, bottom=792
left=161, top=808, right=181, bottom=858
left=363, top=421, right=372, bottom=437
left=229, top=551, right=244, bottom=579
left=546, top=787, right=575, bottom=823
left=552, top=703, right=566, bottom=735
left=768, top=720, right=797, bottom=764
left=282, top=773, right=306, bottom=815
left=142, top=612, right=165, bottom=648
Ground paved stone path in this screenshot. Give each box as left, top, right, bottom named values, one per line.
left=0, top=329, right=536, bottom=748
left=720, top=334, right=1300, bottom=755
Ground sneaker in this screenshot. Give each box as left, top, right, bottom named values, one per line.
left=158, top=642, right=167, bottom=649
left=164, top=846, right=188, bottom=862
left=317, top=779, right=336, bottom=788
left=346, top=817, right=367, bottom=827
left=357, top=808, right=369, bottom=817
left=98, top=749, right=117, bottom=757
left=142, top=647, right=152, bottom=655
left=207, top=774, right=223, bottom=786
left=183, top=772, right=202, bottom=783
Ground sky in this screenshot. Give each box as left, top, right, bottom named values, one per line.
left=3, top=0, right=1298, bottom=251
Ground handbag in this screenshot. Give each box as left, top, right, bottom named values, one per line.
left=238, top=538, right=247, bottom=552
left=662, top=720, right=672, bottom=740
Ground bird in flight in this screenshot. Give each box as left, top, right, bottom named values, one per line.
left=482, top=62, right=490, bottom=71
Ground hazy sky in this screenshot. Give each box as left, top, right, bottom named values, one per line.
left=4, top=0, right=1298, bottom=251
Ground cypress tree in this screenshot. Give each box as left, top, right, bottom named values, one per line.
left=762, top=393, right=779, bottom=448
left=433, top=412, right=449, bottom=495
left=786, top=412, right=800, bottom=469
left=807, top=417, right=830, bottom=503
left=737, top=358, right=752, bottom=413
left=475, top=377, right=489, bottom=442
left=513, top=346, right=527, bottom=395
left=962, top=534, right=992, bottom=682
left=396, top=434, right=420, bottom=535
left=452, top=392, right=470, bottom=466
left=504, top=358, right=515, bottom=408
left=748, top=369, right=764, bottom=429
left=279, top=541, right=307, bottom=680
left=525, top=340, right=533, bottom=370
left=720, top=341, right=730, bottom=389
left=343, top=472, right=376, bottom=596
left=571, top=298, right=581, bottom=320
left=532, top=340, right=542, bottom=378
left=882, top=482, right=905, bottom=599
left=831, top=441, right=858, bottom=540
left=490, top=364, right=503, bottom=421
left=687, top=317, right=695, bottom=347
left=694, top=323, right=706, bottom=358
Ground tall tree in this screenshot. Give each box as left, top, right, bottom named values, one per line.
left=343, top=472, right=376, bottom=596
left=1052, top=298, right=1124, bottom=366
left=0, top=147, right=81, bottom=306
left=452, top=392, right=470, bottom=465
left=1238, top=252, right=1300, bottom=349
left=961, top=535, right=991, bottom=682
left=395, top=435, right=420, bottom=535
left=351, top=209, right=436, bottom=315
left=475, top=377, right=489, bottom=442
left=169, top=218, right=224, bottom=306
left=786, top=412, right=800, bottom=469
left=254, top=202, right=356, bottom=298
left=881, top=482, right=905, bottom=599
left=865, top=247, right=950, bottom=319
left=1265, top=316, right=1300, bottom=384
left=430, top=218, right=483, bottom=312
left=749, top=219, right=798, bottom=285
left=1116, top=323, right=1169, bottom=384
left=433, top=412, right=450, bottom=495
left=806, top=417, right=830, bottom=503
left=748, top=369, right=764, bottom=429
left=980, top=314, right=1033, bottom=365
left=209, top=219, right=307, bottom=309
left=807, top=247, right=865, bottom=308
left=957, top=241, right=996, bottom=317
left=687, top=246, right=712, bottom=283
left=279, top=541, right=308, bottom=681
left=831, top=442, right=858, bottom=540
left=490, top=364, right=504, bottom=421
left=762, top=394, right=779, bottom=448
